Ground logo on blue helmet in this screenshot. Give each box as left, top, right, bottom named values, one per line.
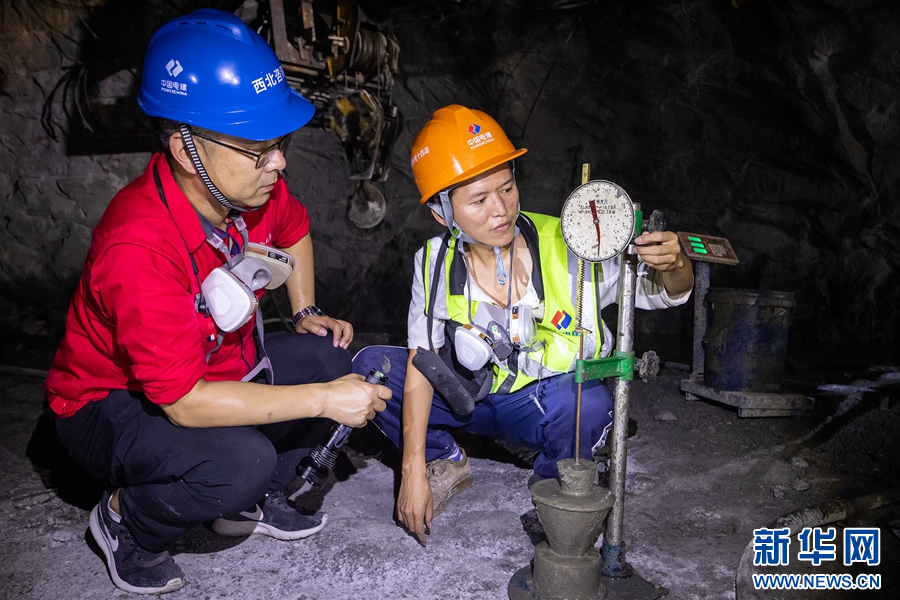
left=165, top=59, right=183, bottom=78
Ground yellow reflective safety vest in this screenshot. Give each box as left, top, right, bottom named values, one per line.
left=422, top=212, right=610, bottom=395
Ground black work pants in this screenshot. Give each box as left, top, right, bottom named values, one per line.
left=55, top=332, right=349, bottom=552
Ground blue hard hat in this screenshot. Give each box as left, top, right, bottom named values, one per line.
left=137, top=9, right=314, bottom=141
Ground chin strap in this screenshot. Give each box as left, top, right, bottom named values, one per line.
left=179, top=124, right=257, bottom=213
left=494, top=228, right=518, bottom=287
left=493, top=246, right=508, bottom=285
left=437, top=190, right=477, bottom=245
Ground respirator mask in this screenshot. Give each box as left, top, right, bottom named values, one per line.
left=453, top=301, right=538, bottom=371
left=199, top=216, right=295, bottom=332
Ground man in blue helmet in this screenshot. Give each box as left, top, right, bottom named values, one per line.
left=43, top=9, right=391, bottom=595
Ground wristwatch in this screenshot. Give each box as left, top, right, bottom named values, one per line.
left=291, top=305, right=324, bottom=329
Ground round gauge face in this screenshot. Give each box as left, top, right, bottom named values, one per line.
left=560, top=180, right=635, bottom=262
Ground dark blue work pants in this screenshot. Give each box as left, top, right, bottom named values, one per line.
left=353, top=346, right=613, bottom=480
left=55, top=332, right=349, bottom=552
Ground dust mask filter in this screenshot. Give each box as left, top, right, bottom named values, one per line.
left=454, top=324, right=495, bottom=371
left=453, top=301, right=539, bottom=371
left=508, top=304, right=537, bottom=347
left=195, top=212, right=296, bottom=332
left=244, top=243, right=294, bottom=289
left=201, top=255, right=270, bottom=332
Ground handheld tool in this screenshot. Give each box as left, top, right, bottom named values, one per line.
left=296, top=368, right=388, bottom=486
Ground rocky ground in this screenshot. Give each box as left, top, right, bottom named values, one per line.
left=1, top=338, right=899, bottom=599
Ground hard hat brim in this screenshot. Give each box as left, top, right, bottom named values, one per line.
left=138, top=88, right=314, bottom=142
left=420, top=147, right=528, bottom=204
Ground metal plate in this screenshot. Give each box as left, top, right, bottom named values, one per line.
left=680, top=379, right=814, bottom=417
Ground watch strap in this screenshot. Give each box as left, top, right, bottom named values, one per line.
left=291, top=305, right=325, bottom=329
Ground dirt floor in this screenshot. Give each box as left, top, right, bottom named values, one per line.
left=1, top=337, right=899, bottom=600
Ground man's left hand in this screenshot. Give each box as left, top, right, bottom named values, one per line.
left=296, top=315, right=353, bottom=349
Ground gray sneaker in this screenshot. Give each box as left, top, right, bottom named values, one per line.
left=212, top=490, right=327, bottom=541
left=89, top=490, right=185, bottom=595
left=427, top=449, right=474, bottom=516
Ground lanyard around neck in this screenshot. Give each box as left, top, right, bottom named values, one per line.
left=196, top=212, right=249, bottom=266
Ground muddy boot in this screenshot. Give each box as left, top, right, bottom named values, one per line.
left=427, top=449, right=474, bottom=516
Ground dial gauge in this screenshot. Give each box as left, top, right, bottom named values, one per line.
left=560, top=180, right=635, bottom=262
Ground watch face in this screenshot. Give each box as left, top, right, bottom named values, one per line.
left=560, top=180, right=635, bottom=262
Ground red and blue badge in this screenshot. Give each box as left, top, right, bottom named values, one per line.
left=468, top=124, right=481, bottom=134
left=551, top=310, right=572, bottom=330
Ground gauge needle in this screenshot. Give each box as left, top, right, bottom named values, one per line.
left=589, top=200, right=602, bottom=250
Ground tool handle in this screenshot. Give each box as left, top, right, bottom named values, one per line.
left=297, top=368, right=388, bottom=485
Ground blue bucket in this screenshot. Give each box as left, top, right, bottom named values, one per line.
left=704, top=288, right=796, bottom=392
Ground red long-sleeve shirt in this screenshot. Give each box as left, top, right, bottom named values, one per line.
left=45, top=153, right=309, bottom=417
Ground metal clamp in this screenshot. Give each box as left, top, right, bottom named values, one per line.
left=575, top=350, right=660, bottom=384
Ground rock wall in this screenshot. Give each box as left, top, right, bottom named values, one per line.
left=2, top=0, right=898, bottom=363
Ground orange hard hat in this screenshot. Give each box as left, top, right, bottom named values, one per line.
left=410, top=104, right=527, bottom=204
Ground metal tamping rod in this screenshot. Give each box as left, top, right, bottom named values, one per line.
left=573, top=162, right=591, bottom=464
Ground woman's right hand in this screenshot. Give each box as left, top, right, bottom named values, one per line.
left=397, top=471, right=434, bottom=547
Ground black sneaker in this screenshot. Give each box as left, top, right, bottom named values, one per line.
left=211, top=490, right=327, bottom=541
left=89, top=490, right=185, bottom=595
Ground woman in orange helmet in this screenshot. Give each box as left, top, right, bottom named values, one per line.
left=354, top=105, right=693, bottom=546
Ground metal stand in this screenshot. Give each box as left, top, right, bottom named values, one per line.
left=596, top=247, right=668, bottom=600
left=511, top=176, right=669, bottom=600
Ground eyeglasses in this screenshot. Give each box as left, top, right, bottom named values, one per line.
left=190, top=130, right=292, bottom=169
